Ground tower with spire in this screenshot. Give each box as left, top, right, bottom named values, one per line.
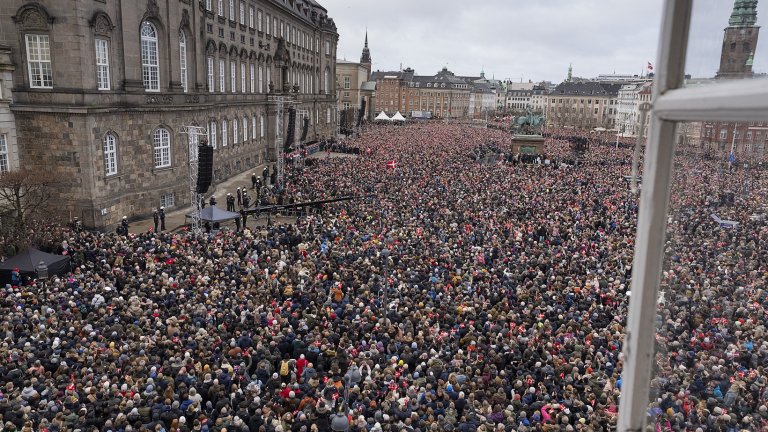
left=716, top=0, right=760, bottom=79
left=360, top=30, right=372, bottom=76
left=567, top=63, right=573, bottom=82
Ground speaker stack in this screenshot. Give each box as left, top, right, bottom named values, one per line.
left=300, top=117, right=310, bottom=142
left=285, top=107, right=297, bottom=149
left=357, top=100, right=367, bottom=127
left=196, top=144, right=213, bottom=194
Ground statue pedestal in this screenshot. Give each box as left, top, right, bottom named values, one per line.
left=511, top=135, right=545, bottom=155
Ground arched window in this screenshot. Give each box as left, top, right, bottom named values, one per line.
left=252, top=115, right=257, bottom=139
left=209, top=121, right=217, bottom=149
left=152, top=128, right=171, bottom=168
left=324, top=68, right=329, bottom=95
left=141, top=22, right=160, bottom=91
left=233, top=119, right=238, bottom=144
left=242, top=117, right=248, bottom=142
left=103, top=133, right=118, bottom=176
left=260, top=115, right=265, bottom=138
left=258, top=65, right=264, bottom=93
left=221, top=120, right=228, bottom=147
left=179, top=31, right=188, bottom=93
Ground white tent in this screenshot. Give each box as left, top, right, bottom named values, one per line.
left=391, top=111, right=406, bottom=122
left=375, top=111, right=392, bottom=122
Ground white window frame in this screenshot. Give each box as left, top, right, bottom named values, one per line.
left=0, top=134, right=9, bottom=173
left=326, top=107, right=331, bottom=124
left=206, top=0, right=212, bottom=11
left=258, top=65, right=264, bottom=93
left=103, top=133, right=118, bottom=176
left=221, top=120, right=228, bottom=147
left=140, top=22, right=160, bottom=92
left=617, top=1, right=768, bottom=430
left=209, top=121, right=217, bottom=149
left=152, top=128, right=171, bottom=168
left=160, top=192, right=175, bottom=209
left=252, top=116, right=257, bottom=139
left=249, top=6, right=254, bottom=28
left=266, top=14, right=271, bottom=35
left=258, top=10, right=263, bottom=32
left=241, top=62, right=246, bottom=93
left=242, top=117, right=248, bottom=142
left=260, top=115, right=265, bottom=138
left=219, top=59, right=226, bottom=92
left=26, top=34, right=53, bottom=89
left=179, top=31, right=188, bottom=93
left=229, top=0, right=235, bottom=21
left=233, top=119, right=238, bottom=144
left=231, top=60, right=237, bottom=93
left=240, top=1, right=246, bottom=25
left=250, top=63, right=255, bottom=93
left=217, top=0, right=224, bottom=16
left=207, top=57, right=215, bottom=92
left=344, top=76, right=350, bottom=90
left=95, top=38, right=110, bottom=90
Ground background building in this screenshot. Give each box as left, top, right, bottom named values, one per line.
left=371, top=67, right=470, bottom=119
left=1, top=0, right=338, bottom=229
left=0, top=44, right=19, bottom=173
left=335, top=32, right=373, bottom=128
left=544, top=81, right=621, bottom=129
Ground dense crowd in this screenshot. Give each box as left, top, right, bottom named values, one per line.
left=1, top=123, right=767, bottom=432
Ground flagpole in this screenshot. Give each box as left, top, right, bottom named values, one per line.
left=729, top=123, right=737, bottom=171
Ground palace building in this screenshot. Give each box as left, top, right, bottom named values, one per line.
left=0, top=0, right=339, bottom=229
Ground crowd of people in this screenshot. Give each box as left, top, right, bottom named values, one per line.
left=1, top=122, right=767, bottom=432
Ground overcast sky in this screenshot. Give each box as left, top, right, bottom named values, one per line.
left=324, top=0, right=767, bottom=83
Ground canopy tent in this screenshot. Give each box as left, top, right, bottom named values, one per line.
left=391, top=111, right=406, bottom=122
left=374, top=111, right=392, bottom=122
left=0, top=248, right=70, bottom=285
left=188, top=206, right=241, bottom=223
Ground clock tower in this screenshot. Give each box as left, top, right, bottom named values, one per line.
left=717, top=0, right=759, bottom=79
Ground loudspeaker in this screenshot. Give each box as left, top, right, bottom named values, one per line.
left=285, top=107, right=297, bottom=149
left=357, top=99, right=367, bottom=127
left=300, top=117, right=309, bottom=142
left=196, top=145, right=213, bottom=194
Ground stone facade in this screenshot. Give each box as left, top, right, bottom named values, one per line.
left=371, top=67, right=471, bottom=119
left=1, top=0, right=338, bottom=229
left=0, top=44, right=20, bottom=172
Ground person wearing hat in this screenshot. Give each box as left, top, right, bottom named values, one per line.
left=251, top=172, right=258, bottom=190
left=236, top=187, right=242, bottom=207
left=159, top=206, right=166, bottom=231
left=227, top=193, right=236, bottom=212
left=152, top=208, right=160, bottom=233
left=117, top=216, right=128, bottom=235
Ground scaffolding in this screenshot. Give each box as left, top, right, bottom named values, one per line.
left=269, top=95, right=294, bottom=189
left=180, top=125, right=208, bottom=235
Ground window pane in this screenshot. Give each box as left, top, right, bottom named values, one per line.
left=95, top=39, right=110, bottom=90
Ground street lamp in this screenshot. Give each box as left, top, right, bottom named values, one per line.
left=36, top=261, right=49, bottom=280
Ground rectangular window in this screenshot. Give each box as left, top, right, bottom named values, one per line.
left=325, top=40, right=330, bottom=55
left=327, top=107, right=331, bottom=124
left=250, top=64, right=255, bottom=93
left=344, top=76, right=350, bottom=89
left=207, top=57, right=215, bottom=92
left=260, top=115, right=265, bottom=138
left=241, top=62, right=246, bottom=92
left=222, top=120, right=228, bottom=147
left=103, top=135, right=117, bottom=176
left=248, top=6, right=254, bottom=28
left=217, top=0, right=224, bottom=16
left=26, top=34, right=53, bottom=88
left=257, top=10, right=263, bottom=32
left=95, top=39, right=110, bottom=90
left=280, top=20, right=284, bottom=38
left=229, top=0, right=235, bottom=20
left=252, top=116, right=257, bottom=139
left=266, top=14, right=271, bottom=35
left=209, top=121, right=217, bottom=149
left=233, top=119, right=238, bottom=144
left=258, top=65, right=264, bottom=93
left=160, top=193, right=175, bottom=209
left=239, top=1, right=245, bottom=25
left=219, top=59, right=226, bottom=92
left=231, top=60, right=237, bottom=93
left=242, top=118, right=247, bottom=142
left=0, top=134, right=9, bottom=173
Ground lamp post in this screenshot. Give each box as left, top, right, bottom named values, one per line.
left=36, top=260, right=49, bottom=291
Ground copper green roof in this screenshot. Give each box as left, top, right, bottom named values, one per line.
left=729, top=0, right=758, bottom=27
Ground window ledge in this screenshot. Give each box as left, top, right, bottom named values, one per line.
left=152, top=166, right=174, bottom=174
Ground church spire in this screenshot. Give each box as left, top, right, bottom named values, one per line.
left=729, top=0, right=758, bottom=27
left=567, top=63, right=573, bottom=82
left=360, top=30, right=371, bottom=66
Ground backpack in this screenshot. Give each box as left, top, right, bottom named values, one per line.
left=279, top=360, right=290, bottom=377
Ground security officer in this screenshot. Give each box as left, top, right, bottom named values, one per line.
left=226, top=193, right=235, bottom=212
left=159, top=206, right=166, bottom=231
left=262, top=166, right=270, bottom=184
left=251, top=172, right=258, bottom=189
left=242, top=192, right=250, bottom=210
left=152, top=209, right=160, bottom=233
left=236, top=187, right=242, bottom=207
left=118, top=216, right=129, bottom=235
left=209, top=195, right=217, bottom=207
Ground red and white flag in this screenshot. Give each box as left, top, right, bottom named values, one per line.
left=386, top=160, right=397, bottom=170
left=647, top=62, right=654, bottom=71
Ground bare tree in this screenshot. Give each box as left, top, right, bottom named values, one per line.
left=0, top=169, right=62, bottom=236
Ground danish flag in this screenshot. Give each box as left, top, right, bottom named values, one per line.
left=386, top=160, right=397, bottom=170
